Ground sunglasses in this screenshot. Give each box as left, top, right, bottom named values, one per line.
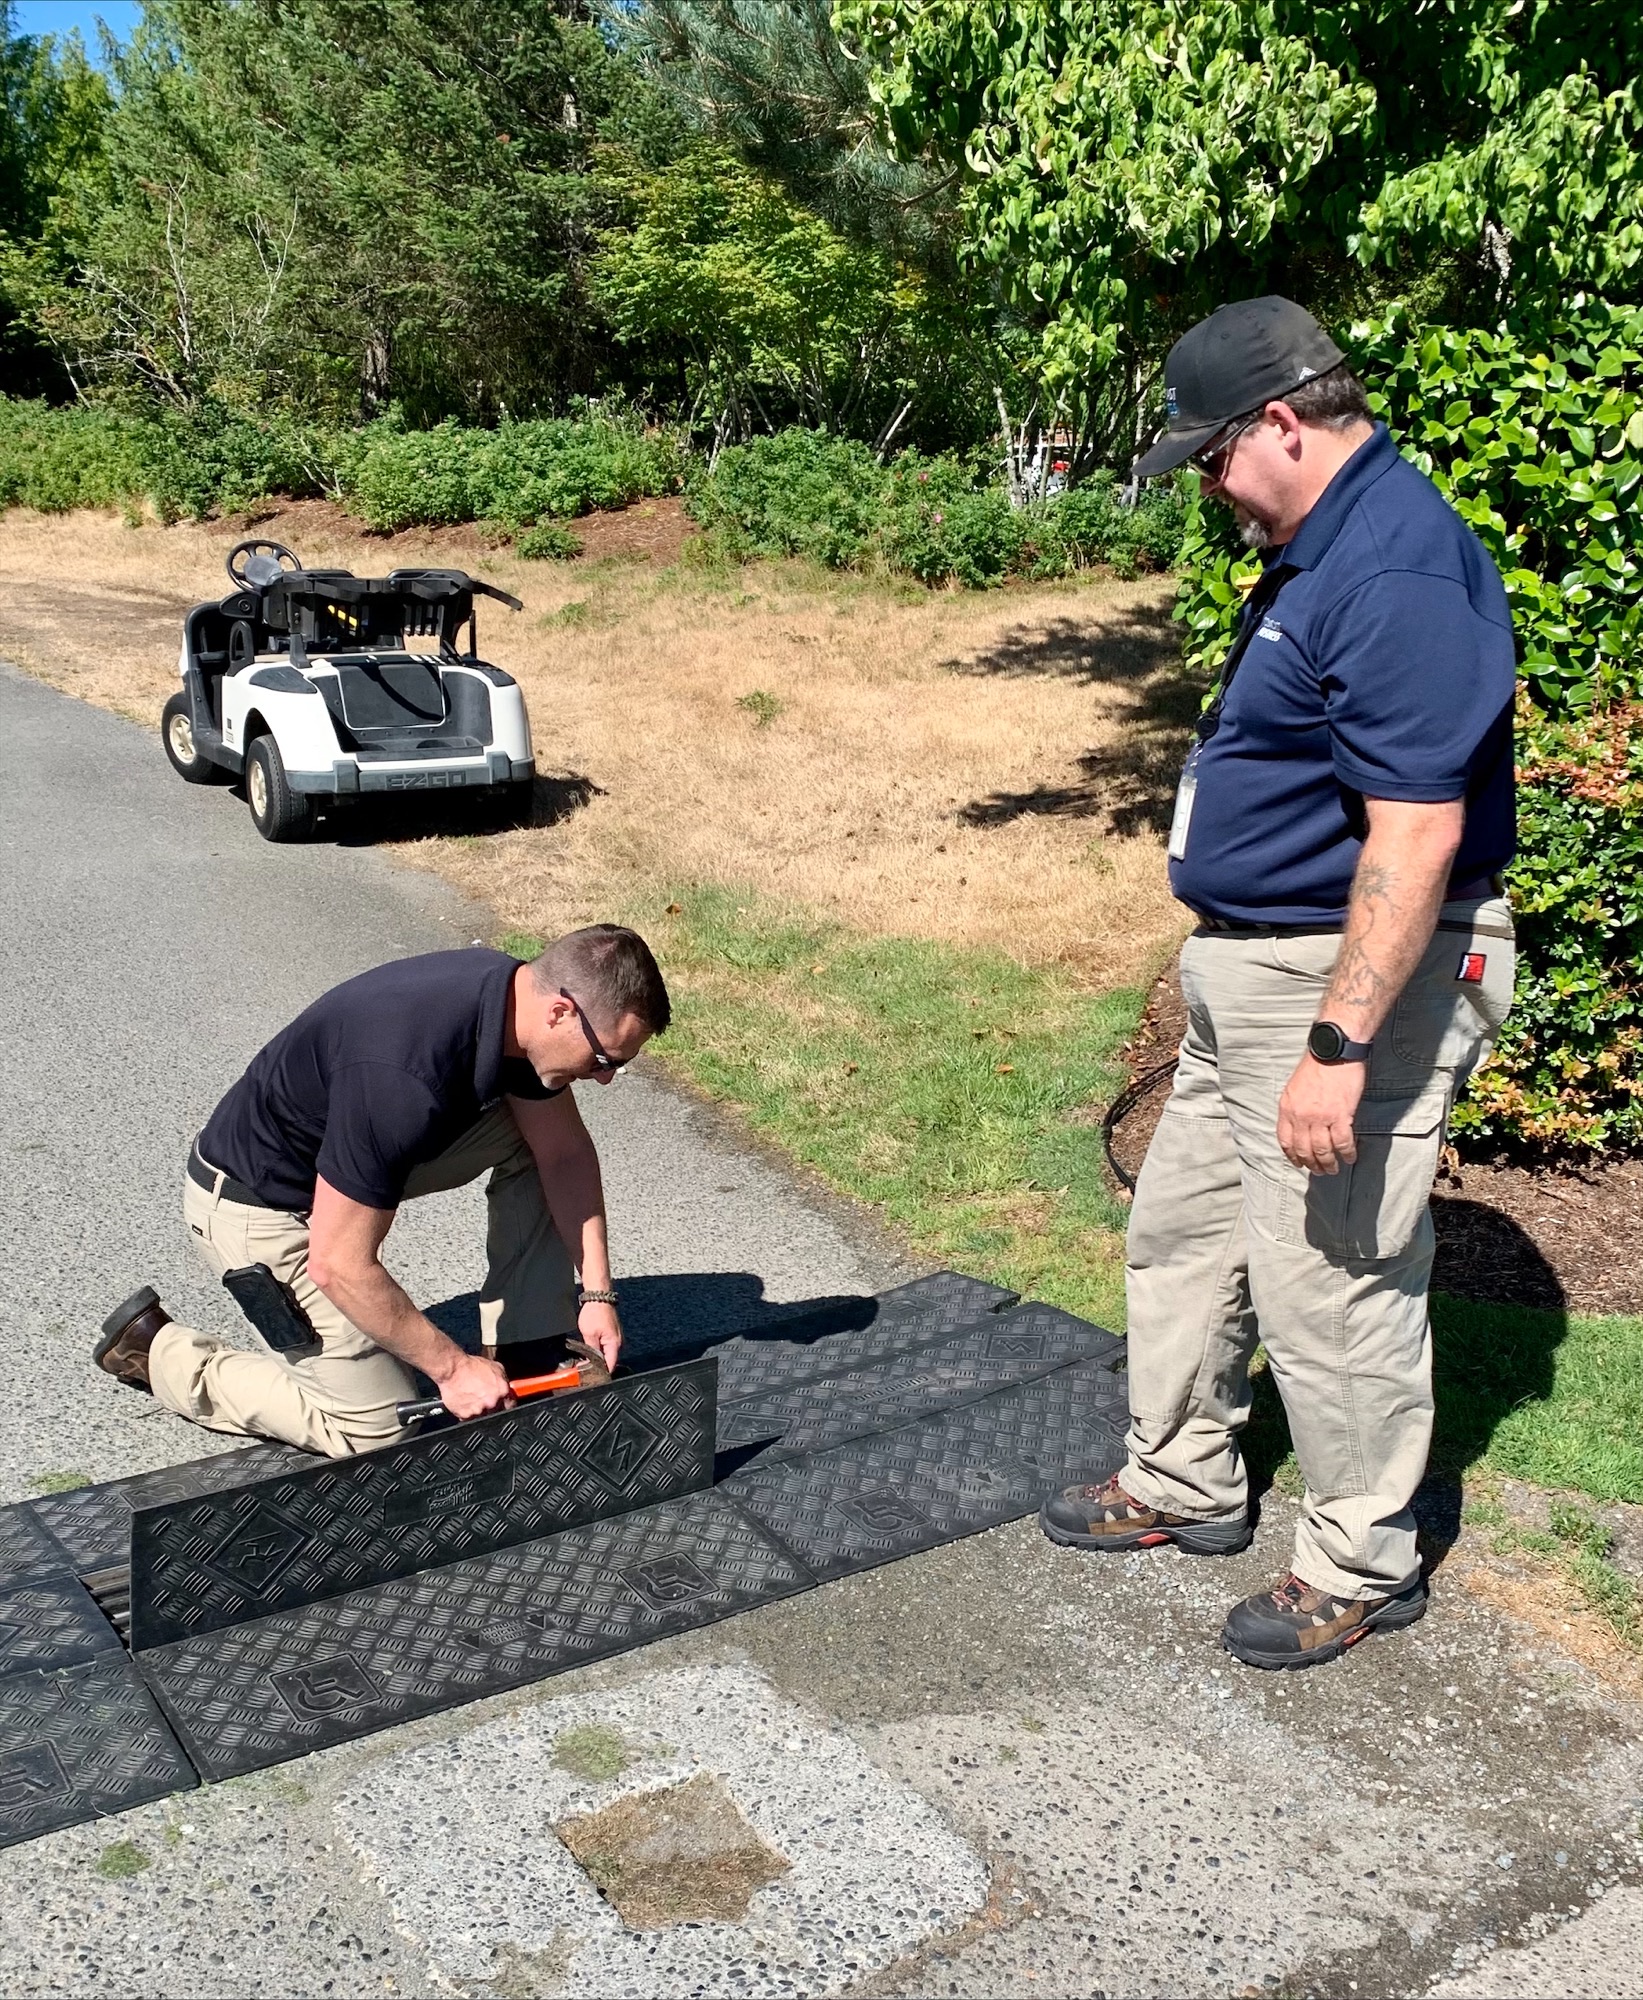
left=560, top=988, right=627, bottom=1071
left=1190, top=409, right=1263, bottom=482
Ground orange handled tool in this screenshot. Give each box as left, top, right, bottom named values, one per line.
left=395, top=1361, right=583, bottom=1425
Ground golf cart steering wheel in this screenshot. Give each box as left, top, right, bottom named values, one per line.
left=226, top=539, right=302, bottom=589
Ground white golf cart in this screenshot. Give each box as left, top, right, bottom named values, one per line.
left=162, top=539, right=534, bottom=841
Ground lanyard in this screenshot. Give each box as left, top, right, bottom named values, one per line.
left=1195, top=560, right=1295, bottom=745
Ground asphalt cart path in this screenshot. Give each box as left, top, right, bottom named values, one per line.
left=1, top=660, right=1641, bottom=1999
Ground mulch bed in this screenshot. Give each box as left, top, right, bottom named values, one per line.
left=1106, top=960, right=1643, bottom=1317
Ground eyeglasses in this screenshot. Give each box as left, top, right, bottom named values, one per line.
left=560, top=988, right=627, bottom=1071
left=1190, top=410, right=1262, bottom=482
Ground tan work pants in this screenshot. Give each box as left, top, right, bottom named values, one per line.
left=1121, top=897, right=1514, bottom=1599
left=148, top=1102, right=578, bottom=1456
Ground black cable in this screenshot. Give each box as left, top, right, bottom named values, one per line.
left=1101, top=1057, right=1180, bottom=1193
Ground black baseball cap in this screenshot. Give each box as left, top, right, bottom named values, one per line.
left=1133, top=296, right=1347, bottom=478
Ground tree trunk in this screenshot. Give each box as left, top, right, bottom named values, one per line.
left=361, top=326, right=392, bottom=415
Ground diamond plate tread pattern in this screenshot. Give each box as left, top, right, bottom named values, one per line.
left=0, top=1579, right=124, bottom=1681
left=715, top=1306, right=1123, bottom=1461
left=120, top=1442, right=314, bottom=1510
left=15, top=1446, right=321, bottom=1583
left=128, top=1360, right=716, bottom=1652
left=0, top=1505, right=76, bottom=1590
left=724, top=1365, right=1127, bottom=1578
left=926, top=1357, right=1131, bottom=1475
left=26, top=1484, right=134, bottom=1576
left=710, top=1274, right=1020, bottom=1403
left=137, top=1492, right=811, bottom=1781
left=0, top=1659, right=197, bottom=1850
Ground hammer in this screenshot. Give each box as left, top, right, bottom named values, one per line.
left=395, top=1363, right=583, bottom=1427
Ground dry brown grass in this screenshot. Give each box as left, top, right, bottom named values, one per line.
left=0, top=503, right=1193, bottom=987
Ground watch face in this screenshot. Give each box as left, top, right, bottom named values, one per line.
left=1309, top=1021, right=1346, bottom=1062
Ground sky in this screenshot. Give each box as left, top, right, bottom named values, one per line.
left=12, top=0, right=144, bottom=59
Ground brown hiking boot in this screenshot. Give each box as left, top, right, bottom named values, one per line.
left=94, top=1286, right=172, bottom=1393
left=1039, top=1473, right=1252, bottom=1555
left=1221, top=1571, right=1429, bottom=1671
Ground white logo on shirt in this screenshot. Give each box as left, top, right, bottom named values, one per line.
left=1257, top=621, right=1283, bottom=641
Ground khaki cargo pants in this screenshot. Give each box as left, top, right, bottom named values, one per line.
left=147, top=1102, right=578, bottom=1457
left=1121, top=896, right=1514, bottom=1599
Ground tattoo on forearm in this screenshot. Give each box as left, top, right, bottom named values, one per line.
left=1321, top=846, right=1445, bottom=1034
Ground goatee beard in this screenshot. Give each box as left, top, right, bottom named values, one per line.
left=1235, top=506, right=1274, bottom=552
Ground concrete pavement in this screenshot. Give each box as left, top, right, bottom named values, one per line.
left=1, top=658, right=1641, bottom=1998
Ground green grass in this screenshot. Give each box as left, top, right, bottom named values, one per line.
left=1428, top=1296, right=1643, bottom=1503
left=1245, top=1301, right=1643, bottom=1507
left=29, top=1470, right=89, bottom=1495
left=553, top=1725, right=632, bottom=1782
left=558, top=885, right=1138, bottom=1326
left=735, top=689, right=785, bottom=728
left=96, top=1841, right=150, bottom=1880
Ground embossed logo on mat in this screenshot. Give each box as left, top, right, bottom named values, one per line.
left=987, top=1329, right=1046, bottom=1360
left=716, top=1408, right=782, bottom=1447
left=207, top=1504, right=309, bottom=1590
left=0, top=1743, right=68, bottom=1810
left=624, top=1552, right=712, bottom=1608
left=834, top=1490, right=929, bottom=1534
left=272, top=1653, right=381, bottom=1720
left=583, top=1406, right=665, bottom=1489
left=377, top=1441, right=515, bottom=1526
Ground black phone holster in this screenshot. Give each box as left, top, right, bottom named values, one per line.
left=221, top=1263, right=323, bottom=1360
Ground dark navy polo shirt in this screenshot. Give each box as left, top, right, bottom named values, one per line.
left=1169, top=424, right=1517, bottom=926
left=198, top=949, right=560, bottom=1212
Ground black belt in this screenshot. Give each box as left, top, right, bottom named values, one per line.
left=188, top=1144, right=282, bottom=1210
left=1193, top=872, right=1507, bottom=938
left=1447, top=871, right=1506, bottom=901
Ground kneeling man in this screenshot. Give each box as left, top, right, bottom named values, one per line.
left=95, top=925, right=669, bottom=1455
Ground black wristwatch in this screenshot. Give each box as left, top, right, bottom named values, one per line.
left=1307, top=1020, right=1373, bottom=1065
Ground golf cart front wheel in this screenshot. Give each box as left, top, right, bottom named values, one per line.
left=162, top=691, right=227, bottom=785
left=245, top=734, right=314, bottom=843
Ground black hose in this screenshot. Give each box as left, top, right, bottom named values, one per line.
left=1100, top=1057, right=1180, bottom=1192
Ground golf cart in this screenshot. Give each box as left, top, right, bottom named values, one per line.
left=162, top=540, right=534, bottom=841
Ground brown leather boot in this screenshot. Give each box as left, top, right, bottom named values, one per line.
left=94, top=1286, right=172, bottom=1393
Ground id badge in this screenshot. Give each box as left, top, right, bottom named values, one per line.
left=1167, top=746, right=1200, bottom=862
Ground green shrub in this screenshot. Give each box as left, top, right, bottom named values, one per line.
left=515, top=520, right=582, bottom=560
left=1173, top=301, right=1643, bottom=1153
left=691, top=433, right=1187, bottom=585
left=1462, top=693, right=1643, bottom=1150
left=0, top=400, right=149, bottom=511
left=0, top=397, right=338, bottom=520
left=887, top=481, right=1025, bottom=587
left=342, top=413, right=681, bottom=533
left=686, top=430, right=887, bottom=567
left=136, top=406, right=338, bottom=522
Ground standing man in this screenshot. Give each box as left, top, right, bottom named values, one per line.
left=1041, top=298, right=1517, bottom=1670
left=94, top=925, right=670, bottom=1456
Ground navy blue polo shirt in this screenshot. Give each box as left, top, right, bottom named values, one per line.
left=198, top=949, right=561, bottom=1212
left=1170, top=424, right=1516, bottom=926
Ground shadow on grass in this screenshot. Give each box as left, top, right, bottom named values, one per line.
left=945, top=606, right=1199, bottom=838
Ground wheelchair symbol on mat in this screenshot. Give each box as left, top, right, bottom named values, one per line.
left=0, top=1744, right=67, bottom=1811
left=835, top=1490, right=929, bottom=1534
left=271, top=1653, right=381, bottom=1720
left=624, top=1553, right=712, bottom=1608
